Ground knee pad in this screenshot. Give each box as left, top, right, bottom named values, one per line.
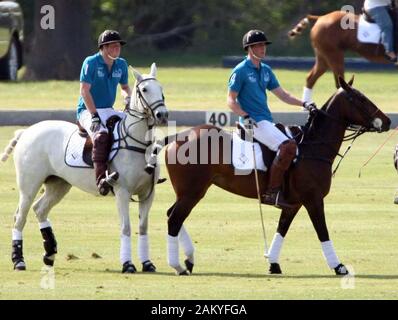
left=275, top=139, right=297, bottom=169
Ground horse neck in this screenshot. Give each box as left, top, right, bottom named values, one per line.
left=306, top=95, right=348, bottom=162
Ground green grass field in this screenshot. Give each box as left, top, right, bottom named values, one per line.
left=1, top=68, right=398, bottom=112
left=0, top=125, right=397, bottom=300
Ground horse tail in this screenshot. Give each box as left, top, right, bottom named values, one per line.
left=1, top=129, right=25, bottom=162
left=288, top=15, right=319, bottom=39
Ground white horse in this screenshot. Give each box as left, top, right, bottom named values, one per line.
left=1, top=63, right=168, bottom=273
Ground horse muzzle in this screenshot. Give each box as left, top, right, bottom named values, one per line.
left=154, top=107, right=169, bottom=125
left=372, top=117, right=391, bottom=132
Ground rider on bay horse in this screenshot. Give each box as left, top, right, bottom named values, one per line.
left=363, top=0, right=398, bottom=62
left=77, top=30, right=132, bottom=196
left=227, top=29, right=317, bottom=209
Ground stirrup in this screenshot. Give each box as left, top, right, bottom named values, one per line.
left=98, top=171, right=119, bottom=196
left=263, top=189, right=295, bottom=209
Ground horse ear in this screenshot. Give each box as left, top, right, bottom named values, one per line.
left=150, top=63, right=157, bottom=78
left=338, top=76, right=351, bottom=92
left=129, top=66, right=143, bottom=82
left=348, top=75, right=355, bottom=86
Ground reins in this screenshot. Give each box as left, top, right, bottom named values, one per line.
left=111, top=77, right=166, bottom=203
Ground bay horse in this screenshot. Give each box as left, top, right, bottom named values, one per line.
left=288, top=10, right=396, bottom=102
left=161, top=76, right=390, bottom=275
left=1, top=63, right=168, bottom=273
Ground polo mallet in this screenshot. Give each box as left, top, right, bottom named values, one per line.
left=248, top=123, right=269, bottom=258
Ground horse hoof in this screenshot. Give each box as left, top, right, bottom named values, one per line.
left=269, top=263, right=282, bottom=274
left=334, top=263, right=349, bottom=275
left=184, top=259, right=194, bottom=274
left=142, top=260, right=156, bottom=272
left=43, top=255, right=55, bottom=266
left=14, top=261, right=26, bottom=271
left=122, top=261, right=137, bottom=274
left=178, top=270, right=190, bottom=276
left=394, top=197, right=398, bottom=204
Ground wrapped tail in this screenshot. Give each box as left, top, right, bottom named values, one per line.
left=1, top=129, right=25, bottom=162
left=288, top=15, right=319, bottom=38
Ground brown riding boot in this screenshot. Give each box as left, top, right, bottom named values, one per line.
left=92, top=132, right=119, bottom=196
left=263, top=140, right=297, bottom=209
left=263, top=163, right=293, bottom=209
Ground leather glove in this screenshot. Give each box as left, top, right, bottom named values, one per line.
left=303, top=102, right=318, bottom=115
left=124, top=96, right=131, bottom=108
left=243, top=115, right=257, bottom=130
left=90, top=112, right=102, bottom=133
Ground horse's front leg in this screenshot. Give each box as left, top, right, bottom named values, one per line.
left=138, top=190, right=156, bottom=272
left=115, top=188, right=136, bottom=273
left=303, top=198, right=349, bottom=275
left=268, top=205, right=301, bottom=274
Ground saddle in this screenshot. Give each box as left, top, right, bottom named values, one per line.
left=65, top=115, right=121, bottom=168
left=360, top=6, right=398, bottom=53
left=236, top=122, right=303, bottom=169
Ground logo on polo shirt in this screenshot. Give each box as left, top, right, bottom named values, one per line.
left=247, top=72, right=256, bottom=83
left=97, top=66, right=105, bottom=78
left=112, top=69, right=122, bottom=78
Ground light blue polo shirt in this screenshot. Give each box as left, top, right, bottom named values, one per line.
left=77, top=52, right=128, bottom=118
left=228, top=56, right=280, bottom=122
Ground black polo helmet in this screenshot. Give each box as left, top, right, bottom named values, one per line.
left=98, top=30, right=126, bottom=49
left=242, top=29, right=272, bottom=50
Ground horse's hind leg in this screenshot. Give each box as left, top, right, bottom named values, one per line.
left=268, top=205, right=301, bottom=274
left=137, top=190, right=156, bottom=272
left=303, top=52, right=328, bottom=102
left=32, top=176, right=71, bottom=267
left=303, top=199, right=348, bottom=275
left=167, top=196, right=202, bottom=275
left=178, top=224, right=194, bottom=273
left=12, top=179, right=43, bottom=270
left=166, top=202, right=194, bottom=273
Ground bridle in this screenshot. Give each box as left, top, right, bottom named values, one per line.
left=111, top=77, right=166, bottom=202
left=125, top=77, right=166, bottom=122
left=300, top=88, right=384, bottom=174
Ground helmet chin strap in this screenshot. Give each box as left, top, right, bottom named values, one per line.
left=249, top=46, right=265, bottom=62
left=107, top=54, right=118, bottom=61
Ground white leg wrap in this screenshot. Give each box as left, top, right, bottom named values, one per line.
left=321, top=240, right=340, bottom=269
left=302, top=87, right=313, bottom=103
left=12, top=228, right=23, bottom=241
left=138, top=234, right=149, bottom=263
left=268, top=233, right=284, bottom=263
left=120, top=234, right=132, bottom=265
left=178, top=225, right=194, bottom=264
left=39, top=220, right=52, bottom=230
left=167, top=235, right=184, bottom=274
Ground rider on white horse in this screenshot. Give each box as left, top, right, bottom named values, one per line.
left=77, top=30, right=132, bottom=196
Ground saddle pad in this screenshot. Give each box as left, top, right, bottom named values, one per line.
left=357, top=15, right=381, bottom=44
left=64, top=122, right=120, bottom=168
left=232, top=132, right=267, bottom=172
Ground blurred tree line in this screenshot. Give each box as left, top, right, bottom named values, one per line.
left=17, top=0, right=365, bottom=79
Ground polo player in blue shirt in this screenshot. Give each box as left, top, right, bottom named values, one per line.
left=77, top=30, right=132, bottom=196
left=227, top=29, right=317, bottom=209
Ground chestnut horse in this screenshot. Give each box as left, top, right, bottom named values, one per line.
left=289, top=11, right=396, bottom=102
left=161, top=77, right=390, bottom=275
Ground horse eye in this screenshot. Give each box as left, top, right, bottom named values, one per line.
left=142, top=88, right=147, bottom=93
